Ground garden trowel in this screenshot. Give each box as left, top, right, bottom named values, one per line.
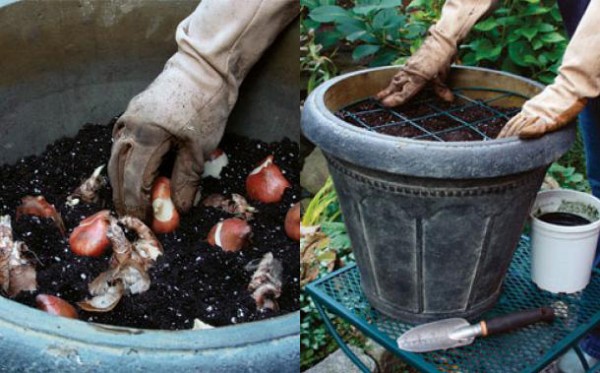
left=397, top=307, right=555, bottom=353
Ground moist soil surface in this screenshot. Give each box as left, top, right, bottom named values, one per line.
left=336, top=94, right=517, bottom=141
left=0, top=118, right=300, bottom=330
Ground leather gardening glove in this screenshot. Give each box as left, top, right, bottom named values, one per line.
left=376, top=0, right=498, bottom=107
left=498, top=0, right=600, bottom=139
left=108, top=0, right=297, bottom=220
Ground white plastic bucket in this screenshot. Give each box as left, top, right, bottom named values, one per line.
left=530, top=189, right=600, bottom=293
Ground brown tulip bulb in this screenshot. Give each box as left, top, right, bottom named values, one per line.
left=151, top=177, right=180, bottom=234
left=69, top=210, right=111, bottom=257
left=246, top=155, right=291, bottom=203
left=207, top=218, right=252, bottom=252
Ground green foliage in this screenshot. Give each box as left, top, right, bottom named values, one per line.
left=300, top=293, right=339, bottom=368
left=321, top=221, right=352, bottom=250
left=300, top=0, right=341, bottom=93
left=300, top=25, right=339, bottom=94
left=300, top=178, right=358, bottom=370
left=302, top=178, right=341, bottom=226
left=461, top=0, right=567, bottom=84
left=302, top=0, right=443, bottom=67
left=557, top=126, right=588, bottom=179
left=302, top=0, right=568, bottom=85
left=547, top=162, right=590, bottom=192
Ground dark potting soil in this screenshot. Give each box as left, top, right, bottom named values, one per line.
left=336, top=94, right=518, bottom=141
left=0, top=118, right=300, bottom=330
left=538, top=212, right=591, bottom=226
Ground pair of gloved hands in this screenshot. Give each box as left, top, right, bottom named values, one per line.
left=376, top=0, right=599, bottom=139
left=108, top=0, right=296, bottom=220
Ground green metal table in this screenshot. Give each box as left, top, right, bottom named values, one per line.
left=306, top=236, right=600, bottom=372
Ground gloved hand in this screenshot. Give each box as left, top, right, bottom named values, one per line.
left=108, top=0, right=297, bottom=220
left=376, top=0, right=497, bottom=107
left=496, top=85, right=587, bottom=139
left=498, top=0, right=600, bottom=139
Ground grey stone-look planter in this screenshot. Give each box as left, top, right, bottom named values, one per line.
left=302, top=66, right=575, bottom=323
left=0, top=0, right=299, bottom=371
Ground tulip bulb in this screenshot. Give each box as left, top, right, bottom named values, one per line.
left=247, top=253, right=282, bottom=311
left=36, top=294, right=78, bottom=319
left=246, top=155, right=291, bottom=203
left=151, top=177, right=180, bottom=234
left=285, top=203, right=300, bottom=241
left=66, top=164, right=106, bottom=206
left=202, top=148, right=229, bottom=179
left=207, top=218, right=252, bottom=252
left=69, top=210, right=111, bottom=257
left=16, top=195, right=66, bottom=236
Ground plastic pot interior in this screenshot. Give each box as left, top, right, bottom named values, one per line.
left=0, top=0, right=299, bottom=370
left=302, top=66, right=575, bottom=179
left=531, top=189, right=600, bottom=232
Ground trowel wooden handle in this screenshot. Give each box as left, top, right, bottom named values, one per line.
left=480, top=307, right=555, bottom=337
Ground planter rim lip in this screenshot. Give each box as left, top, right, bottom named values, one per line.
left=0, top=295, right=299, bottom=350
left=301, top=65, right=575, bottom=179
left=531, top=189, right=600, bottom=232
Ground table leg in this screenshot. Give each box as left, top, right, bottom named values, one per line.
left=587, top=359, right=600, bottom=373
left=573, top=345, right=591, bottom=371
left=313, top=300, right=372, bottom=373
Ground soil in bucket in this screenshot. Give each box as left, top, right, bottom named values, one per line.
left=538, top=212, right=591, bottom=226
left=336, top=91, right=518, bottom=141
left=0, top=117, right=300, bottom=330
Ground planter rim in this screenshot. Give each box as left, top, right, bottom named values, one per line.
left=301, top=65, right=575, bottom=179
left=0, top=295, right=298, bottom=350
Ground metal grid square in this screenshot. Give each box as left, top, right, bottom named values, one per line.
left=335, top=88, right=523, bottom=141
left=307, top=236, right=600, bottom=372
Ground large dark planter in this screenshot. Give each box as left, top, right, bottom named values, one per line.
left=0, top=0, right=298, bottom=371
left=302, top=66, right=575, bottom=323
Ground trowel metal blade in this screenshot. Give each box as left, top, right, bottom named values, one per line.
left=397, top=318, right=474, bottom=353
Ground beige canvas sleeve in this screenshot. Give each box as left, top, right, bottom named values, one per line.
left=433, top=0, right=499, bottom=42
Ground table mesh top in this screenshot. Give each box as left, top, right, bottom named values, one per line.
left=308, top=236, right=600, bottom=372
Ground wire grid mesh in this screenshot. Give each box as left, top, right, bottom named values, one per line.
left=335, top=88, right=523, bottom=141
left=309, top=236, right=600, bottom=372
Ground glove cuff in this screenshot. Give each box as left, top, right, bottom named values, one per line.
left=402, top=26, right=456, bottom=80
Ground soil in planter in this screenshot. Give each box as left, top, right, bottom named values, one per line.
left=0, top=117, right=300, bottom=330
left=336, top=94, right=518, bottom=141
